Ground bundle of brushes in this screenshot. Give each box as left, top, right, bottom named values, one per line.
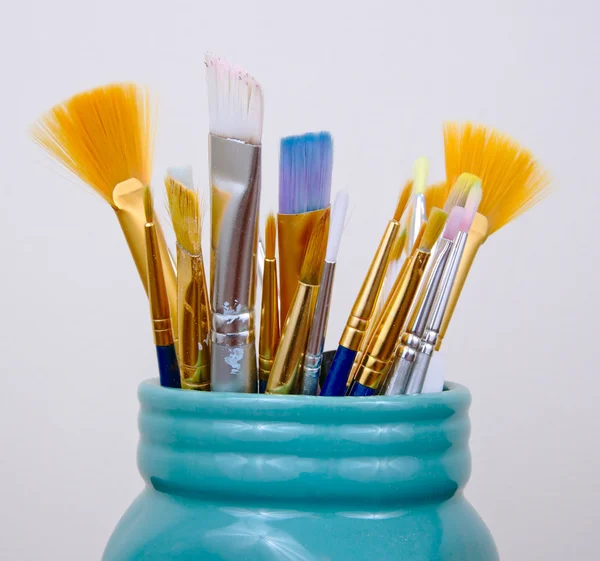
left=31, top=55, right=552, bottom=397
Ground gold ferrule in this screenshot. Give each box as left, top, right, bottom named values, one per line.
left=113, top=179, right=178, bottom=339
left=265, top=282, right=319, bottom=395
left=145, top=223, right=175, bottom=347
left=355, top=250, right=430, bottom=389
left=435, top=213, right=489, bottom=351
left=259, top=258, right=280, bottom=382
left=339, top=220, right=399, bottom=350
left=277, top=208, right=329, bottom=326
left=177, top=247, right=211, bottom=391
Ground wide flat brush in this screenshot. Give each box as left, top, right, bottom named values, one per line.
left=436, top=122, right=552, bottom=350
left=320, top=182, right=411, bottom=396
left=278, top=132, right=333, bottom=325
left=143, top=187, right=180, bottom=388
left=166, top=168, right=210, bottom=390
left=348, top=209, right=448, bottom=396
left=301, top=191, right=349, bottom=395
left=30, top=83, right=178, bottom=334
left=266, top=211, right=330, bottom=395
left=258, top=214, right=280, bottom=393
left=206, top=54, right=264, bottom=393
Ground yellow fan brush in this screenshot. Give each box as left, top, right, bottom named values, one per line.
left=436, top=121, right=552, bottom=349
left=31, top=83, right=178, bottom=335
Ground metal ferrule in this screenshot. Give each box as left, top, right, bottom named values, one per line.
left=380, top=344, right=416, bottom=395
left=177, top=247, right=211, bottom=391
left=258, top=258, right=280, bottom=384
left=339, top=220, right=399, bottom=351
left=353, top=248, right=430, bottom=390
left=144, top=223, right=175, bottom=348
left=209, top=134, right=261, bottom=392
left=408, top=194, right=426, bottom=252
left=113, top=178, right=178, bottom=339
left=299, top=261, right=336, bottom=395
left=436, top=213, right=489, bottom=350
left=266, top=282, right=319, bottom=395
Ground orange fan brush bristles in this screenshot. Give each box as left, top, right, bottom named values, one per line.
left=424, top=181, right=449, bottom=215
left=443, top=122, right=552, bottom=235
left=31, top=83, right=154, bottom=206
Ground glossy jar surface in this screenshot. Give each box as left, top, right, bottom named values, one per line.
left=103, top=380, right=498, bottom=561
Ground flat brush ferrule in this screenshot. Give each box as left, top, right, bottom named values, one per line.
left=209, top=134, right=261, bottom=392
left=408, top=194, right=426, bottom=252
left=177, top=247, right=211, bottom=391
left=266, top=281, right=319, bottom=395
left=258, top=258, right=280, bottom=386
left=339, top=220, right=399, bottom=351
left=300, top=260, right=336, bottom=395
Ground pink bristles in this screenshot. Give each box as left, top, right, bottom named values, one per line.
left=460, top=183, right=483, bottom=232
left=442, top=206, right=465, bottom=240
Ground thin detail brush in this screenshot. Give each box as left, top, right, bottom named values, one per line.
left=266, top=211, right=330, bottom=394
left=277, top=132, right=333, bottom=324
left=408, top=157, right=429, bottom=250
left=143, top=186, right=180, bottom=388
left=348, top=210, right=447, bottom=396
left=320, top=185, right=411, bottom=396
left=166, top=168, right=211, bottom=390
left=301, top=191, right=349, bottom=395
left=258, top=214, right=280, bottom=393
left=206, top=54, right=264, bottom=393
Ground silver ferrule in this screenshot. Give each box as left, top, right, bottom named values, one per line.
left=408, top=194, right=426, bottom=251
left=305, top=261, right=336, bottom=357
left=405, top=237, right=453, bottom=338
left=381, top=345, right=416, bottom=396
left=209, top=134, right=261, bottom=392
left=300, top=353, right=321, bottom=396
left=426, top=231, right=468, bottom=335
left=403, top=347, right=433, bottom=395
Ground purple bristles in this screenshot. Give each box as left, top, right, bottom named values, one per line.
left=278, top=132, right=333, bottom=214
left=442, top=206, right=465, bottom=240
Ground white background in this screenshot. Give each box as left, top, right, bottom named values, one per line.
left=1, top=1, right=599, bottom=559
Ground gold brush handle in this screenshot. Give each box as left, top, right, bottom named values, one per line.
left=435, top=212, right=488, bottom=351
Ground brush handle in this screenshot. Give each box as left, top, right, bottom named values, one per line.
left=320, top=346, right=357, bottom=396
left=347, top=381, right=375, bottom=397
left=156, top=344, right=181, bottom=389
left=258, top=379, right=267, bottom=394
left=404, top=350, right=431, bottom=395
left=380, top=349, right=414, bottom=396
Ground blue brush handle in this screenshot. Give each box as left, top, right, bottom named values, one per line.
left=320, top=346, right=357, bottom=396
left=259, top=379, right=267, bottom=394
left=348, top=381, right=375, bottom=397
left=156, top=344, right=181, bottom=389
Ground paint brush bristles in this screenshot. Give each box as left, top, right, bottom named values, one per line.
left=443, top=173, right=479, bottom=212
left=444, top=122, right=551, bottom=233
left=165, top=175, right=202, bottom=255
left=205, top=53, right=264, bottom=144
left=279, top=132, right=333, bottom=214
left=326, top=191, right=349, bottom=263
left=395, top=180, right=413, bottom=222
left=31, top=83, right=154, bottom=205
left=420, top=208, right=448, bottom=250
left=143, top=185, right=153, bottom=223
left=265, top=213, right=277, bottom=259
left=300, top=211, right=330, bottom=285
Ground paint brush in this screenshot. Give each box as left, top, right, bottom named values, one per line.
left=258, top=214, right=280, bottom=393
left=408, top=157, right=429, bottom=251
left=435, top=122, right=552, bottom=350
left=320, top=183, right=411, bottom=396
left=206, top=54, right=263, bottom=393
left=301, top=191, right=349, bottom=395
left=266, top=211, right=330, bottom=395
left=30, top=83, right=178, bottom=335
left=143, top=186, right=180, bottom=388
left=380, top=173, right=480, bottom=396
left=348, top=210, right=448, bottom=396
left=166, top=168, right=211, bottom=391
left=278, top=132, right=333, bottom=325
left=405, top=183, right=483, bottom=394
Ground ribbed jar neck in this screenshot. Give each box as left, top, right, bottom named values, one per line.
left=137, top=381, right=472, bottom=507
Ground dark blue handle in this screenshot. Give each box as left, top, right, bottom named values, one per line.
left=156, top=344, right=181, bottom=389
left=348, top=381, right=375, bottom=397
left=259, top=379, right=267, bottom=394
left=320, top=346, right=357, bottom=396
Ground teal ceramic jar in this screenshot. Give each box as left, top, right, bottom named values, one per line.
left=103, top=380, right=498, bottom=561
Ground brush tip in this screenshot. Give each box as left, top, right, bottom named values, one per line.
left=412, top=157, right=429, bottom=195
left=394, top=180, right=413, bottom=221
left=205, top=53, right=264, bottom=144
left=444, top=173, right=480, bottom=211
left=300, top=210, right=330, bottom=285
left=390, top=228, right=407, bottom=262
left=265, top=213, right=277, bottom=259
left=419, top=208, right=448, bottom=251
left=442, top=206, right=465, bottom=240
left=325, top=191, right=349, bottom=262
left=460, top=182, right=483, bottom=232
left=166, top=165, right=194, bottom=189
left=165, top=175, right=202, bottom=254
left=143, top=185, right=153, bottom=223
left=279, top=131, right=333, bottom=214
